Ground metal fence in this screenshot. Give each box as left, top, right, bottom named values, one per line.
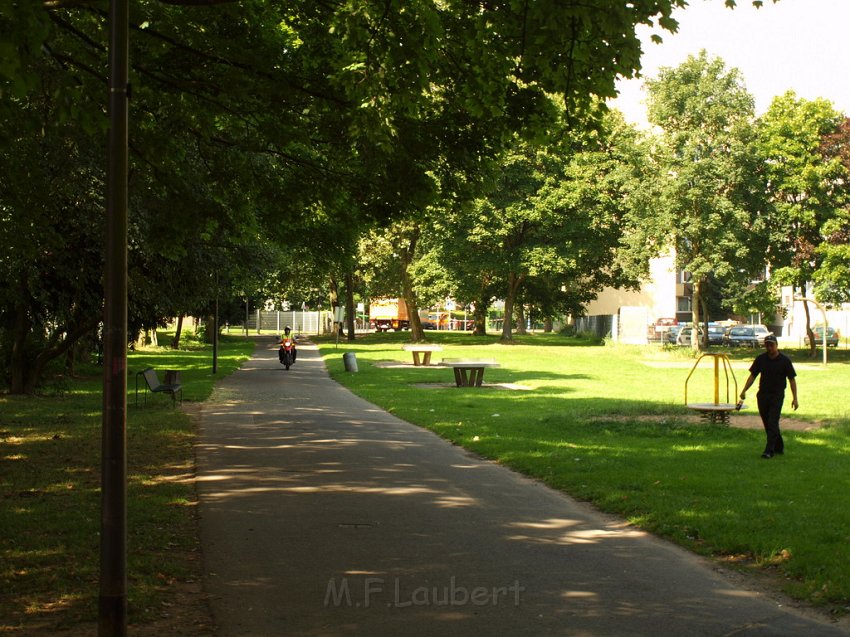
left=573, top=314, right=614, bottom=339
left=241, top=310, right=331, bottom=335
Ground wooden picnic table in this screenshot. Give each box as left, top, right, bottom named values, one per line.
left=441, top=358, right=500, bottom=387
left=402, top=343, right=444, bottom=366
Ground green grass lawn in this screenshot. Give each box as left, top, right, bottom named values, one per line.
left=0, top=334, right=255, bottom=632
left=3, top=329, right=848, bottom=632
left=319, top=331, right=850, bottom=612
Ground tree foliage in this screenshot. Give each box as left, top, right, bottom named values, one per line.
left=1, top=0, right=771, bottom=390
left=433, top=108, right=653, bottom=340
left=646, top=51, right=769, bottom=349
left=756, top=93, right=848, bottom=354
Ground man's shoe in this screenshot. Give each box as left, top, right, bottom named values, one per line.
left=761, top=452, right=774, bottom=459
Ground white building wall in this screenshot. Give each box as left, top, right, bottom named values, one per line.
left=777, top=286, right=850, bottom=343
left=584, top=253, right=678, bottom=323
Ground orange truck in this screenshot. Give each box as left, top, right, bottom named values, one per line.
left=369, top=298, right=410, bottom=332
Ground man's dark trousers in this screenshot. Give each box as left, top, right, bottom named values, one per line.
left=757, top=391, right=785, bottom=454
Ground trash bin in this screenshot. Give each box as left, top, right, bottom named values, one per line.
left=342, top=352, right=358, bottom=372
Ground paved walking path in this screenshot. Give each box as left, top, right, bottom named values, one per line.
left=197, top=338, right=849, bottom=636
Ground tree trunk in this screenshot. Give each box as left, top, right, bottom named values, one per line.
left=398, top=225, right=425, bottom=343
left=514, top=303, right=527, bottom=335
left=203, top=315, right=216, bottom=344
left=344, top=271, right=357, bottom=342
left=328, top=276, right=340, bottom=336
left=10, top=315, right=98, bottom=394
left=700, top=295, right=710, bottom=349
left=172, top=315, right=184, bottom=349
left=9, top=292, right=30, bottom=394
left=690, top=278, right=703, bottom=352
left=543, top=317, right=553, bottom=333
left=801, top=284, right=817, bottom=359
left=472, top=294, right=489, bottom=336
left=400, top=263, right=425, bottom=343
left=501, top=272, right=525, bottom=341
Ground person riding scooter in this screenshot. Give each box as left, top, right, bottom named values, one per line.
left=278, top=326, right=297, bottom=364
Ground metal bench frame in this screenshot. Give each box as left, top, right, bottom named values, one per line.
left=135, top=367, right=183, bottom=407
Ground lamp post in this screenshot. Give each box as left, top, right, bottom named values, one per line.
left=100, top=0, right=129, bottom=634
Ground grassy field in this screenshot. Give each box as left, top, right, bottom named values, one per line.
left=0, top=335, right=255, bottom=632
left=318, top=331, right=850, bottom=613
left=3, top=329, right=849, bottom=632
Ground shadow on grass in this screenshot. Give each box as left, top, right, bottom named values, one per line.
left=318, top=330, right=605, bottom=349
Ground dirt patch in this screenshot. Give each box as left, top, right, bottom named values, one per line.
left=724, top=413, right=822, bottom=431
left=593, top=412, right=823, bottom=431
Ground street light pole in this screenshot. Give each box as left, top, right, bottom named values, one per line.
left=99, top=0, right=129, bottom=635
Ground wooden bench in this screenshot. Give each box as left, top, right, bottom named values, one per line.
left=441, top=358, right=500, bottom=387
left=135, top=368, right=183, bottom=407
left=402, top=343, right=444, bottom=366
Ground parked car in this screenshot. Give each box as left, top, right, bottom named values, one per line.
left=676, top=326, right=704, bottom=346
left=804, top=326, right=840, bottom=347
left=666, top=325, right=683, bottom=344
left=707, top=325, right=726, bottom=345
left=723, top=324, right=771, bottom=347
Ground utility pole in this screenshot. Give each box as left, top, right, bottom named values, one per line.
left=99, top=0, right=129, bottom=634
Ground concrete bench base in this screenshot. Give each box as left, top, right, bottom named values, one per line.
left=441, top=359, right=500, bottom=387
left=402, top=343, right=444, bottom=366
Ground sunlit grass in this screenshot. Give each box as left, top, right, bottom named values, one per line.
left=0, top=334, right=255, bottom=632
left=320, top=331, right=850, bottom=612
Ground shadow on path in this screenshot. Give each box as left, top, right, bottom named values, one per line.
left=197, top=338, right=849, bottom=637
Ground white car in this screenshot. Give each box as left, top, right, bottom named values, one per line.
left=676, top=326, right=704, bottom=346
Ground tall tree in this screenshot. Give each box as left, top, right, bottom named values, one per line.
left=756, top=92, right=847, bottom=355
left=435, top=108, right=653, bottom=341
left=814, top=118, right=850, bottom=305
left=646, top=51, right=769, bottom=350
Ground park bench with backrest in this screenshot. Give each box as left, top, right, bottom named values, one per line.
left=135, top=368, right=183, bottom=407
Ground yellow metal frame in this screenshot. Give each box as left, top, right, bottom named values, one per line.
left=684, top=353, right=741, bottom=424
left=684, top=353, right=738, bottom=407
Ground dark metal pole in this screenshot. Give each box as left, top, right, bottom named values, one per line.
left=213, top=273, right=219, bottom=373
left=99, top=0, right=129, bottom=634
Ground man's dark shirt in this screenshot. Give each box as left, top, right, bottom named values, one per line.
left=749, top=352, right=796, bottom=394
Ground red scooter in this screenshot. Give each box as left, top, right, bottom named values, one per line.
left=279, top=337, right=296, bottom=370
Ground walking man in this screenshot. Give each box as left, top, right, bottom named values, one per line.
left=739, top=334, right=798, bottom=459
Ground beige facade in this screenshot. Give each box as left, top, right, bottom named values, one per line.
left=584, top=252, right=679, bottom=325
left=582, top=252, right=850, bottom=346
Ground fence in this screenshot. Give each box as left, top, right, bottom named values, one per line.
left=573, top=315, right=614, bottom=340
left=241, top=310, right=332, bottom=335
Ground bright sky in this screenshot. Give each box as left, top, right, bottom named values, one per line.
left=613, top=0, right=850, bottom=127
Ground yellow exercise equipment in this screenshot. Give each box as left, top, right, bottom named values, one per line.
left=684, top=353, right=741, bottom=424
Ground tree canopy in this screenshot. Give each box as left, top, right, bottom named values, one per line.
left=646, top=50, right=770, bottom=349
left=756, top=93, right=849, bottom=353
left=0, top=0, right=784, bottom=390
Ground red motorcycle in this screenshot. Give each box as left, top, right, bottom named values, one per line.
left=278, top=337, right=296, bottom=370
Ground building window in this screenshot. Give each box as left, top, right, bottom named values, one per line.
left=677, top=296, right=692, bottom=313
